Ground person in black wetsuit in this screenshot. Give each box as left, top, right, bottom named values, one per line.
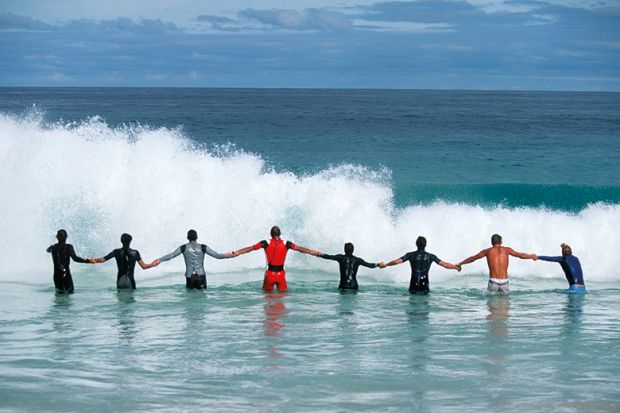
left=92, top=233, right=156, bottom=289
left=47, top=229, right=92, bottom=294
left=380, top=236, right=460, bottom=294
left=319, top=243, right=379, bottom=290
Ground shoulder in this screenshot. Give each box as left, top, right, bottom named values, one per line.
left=285, top=240, right=296, bottom=249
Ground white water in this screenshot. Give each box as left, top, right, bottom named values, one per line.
left=1, top=114, right=618, bottom=284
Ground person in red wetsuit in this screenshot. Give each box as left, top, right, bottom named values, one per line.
left=232, top=226, right=320, bottom=292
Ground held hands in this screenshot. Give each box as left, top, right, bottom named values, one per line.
left=149, top=259, right=160, bottom=267
left=378, top=261, right=386, bottom=268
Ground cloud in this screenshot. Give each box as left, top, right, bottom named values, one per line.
left=0, top=12, right=52, bottom=31
left=64, top=17, right=181, bottom=34
left=239, top=8, right=353, bottom=31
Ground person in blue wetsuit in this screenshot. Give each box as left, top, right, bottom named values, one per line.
left=537, top=243, right=586, bottom=292
left=379, top=236, right=460, bottom=294
left=319, top=242, right=379, bottom=290
left=92, top=233, right=157, bottom=289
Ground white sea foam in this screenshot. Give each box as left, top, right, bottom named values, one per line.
left=0, top=113, right=618, bottom=284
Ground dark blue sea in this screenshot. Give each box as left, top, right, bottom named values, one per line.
left=0, top=88, right=619, bottom=412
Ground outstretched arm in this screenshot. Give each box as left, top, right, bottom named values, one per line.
left=138, top=259, right=157, bottom=270
left=158, top=247, right=182, bottom=263
left=229, top=245, right=256, bottom=257
left=438, top=260, right=460, bottom=271
left=293, top=245, right=322, bottom=257
left=458, top=249, right=488, bottom=267
left=537, top=255, right=562, bottom=262
left=89, top=251, right=115, bottom=264
left=358, top=258, right=378, bottom=269
left=507, top=248, right=537, bottom=260
left=69, top=245, right=90, bottom=264
left=380, top=258, right=404, bottom=268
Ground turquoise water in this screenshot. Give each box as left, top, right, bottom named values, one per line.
left=1, top=88, right=619, bottom=411
left=2, top=274, right=620, bottom=412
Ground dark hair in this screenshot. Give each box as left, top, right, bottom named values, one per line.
left=56, top=229, right=67, bottom=243
left=187, top=229, right=198, bottom=241
left=416, top=236, right=427, bottom=249
left=121, top=233, right=132, bottom=247
left=491, top=234, right=502, bottom=245
left=270, top=226, right=281, bottom=238
left=344, top=242, right=354, bottom=255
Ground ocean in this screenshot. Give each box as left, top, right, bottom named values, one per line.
left=0, top=88, right=619, bottom=412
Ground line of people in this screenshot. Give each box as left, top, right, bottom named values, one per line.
left=48, top=227, right=585, bottom=294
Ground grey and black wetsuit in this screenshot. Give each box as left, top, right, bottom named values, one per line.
left=158, top=241, right=229, bottom=289
left=401, top=249, right=441, bottom=294
left=47, top=242, right=88, bottom=293
left=103, top=247, right=142, bottom=289
left=320, top=253, right=377, bottom=290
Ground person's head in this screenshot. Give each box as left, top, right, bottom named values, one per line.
left=121, top=233, right=132, bottom=247
left=561, top=243, right=572, bottom=256
left=491, top=234, right=502, bottom=246
left=187, top=229, right=198, bottom=241
left=344, top=242, right=354, bottom=255
left=56, top=229, right=67, bottom=243
left=416, top=236, right=427, bottom=250
left=270, top=226, right=281, bottom=238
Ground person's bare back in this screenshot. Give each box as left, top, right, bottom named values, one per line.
left=458, top=234, right=536, bottom=292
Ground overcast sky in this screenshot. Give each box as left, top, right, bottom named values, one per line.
left=1, top=0, right=619, bottom=90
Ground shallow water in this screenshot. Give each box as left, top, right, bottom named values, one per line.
left=1, top=272, right=619, bottom=412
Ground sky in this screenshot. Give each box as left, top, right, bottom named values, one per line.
left=1, top=0, right=619, bottom=90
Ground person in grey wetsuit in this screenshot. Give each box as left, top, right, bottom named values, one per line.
left=152, top=229, right=235, bottom=289
left=47, top=229, right=92, bottom=294
left=380, top=236, right=460, bottom=294
left=319, top=243, right=379, bottom=290
left=91, top=233, right=156, bottom=289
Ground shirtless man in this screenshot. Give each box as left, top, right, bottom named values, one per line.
left=457, top=234, right=537, bottom=293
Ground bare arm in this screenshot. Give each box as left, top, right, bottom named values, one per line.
left=507, top=248, right=536, bottom=260
left=458, top=249, right=488, bottom=266
left=138, top=259, right=155, bottom=270
left=293, top=245, right=322, bottom=257
left=380, top=258, right=404, bottom=268
left=438, top=260, right=460, bottom=271
left=230, top=246, right=255, bottom=257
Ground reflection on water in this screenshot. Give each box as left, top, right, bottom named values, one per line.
left=116, top=290, right=136, bottom=342
left=264, top=292, right=287, bottom=365
left=562, top=292, right=585, bottom=336
left=407, top=295, right=430, bottom=410
left=485, top=295, right=510, bottom=377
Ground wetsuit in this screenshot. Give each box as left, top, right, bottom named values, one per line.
left=320, top=253, right=377, bottom=290
left=538, top=255, right=586, bottom=292
left=253, top=239, right=297, bottom=292
left=158, top=241, right=229, bottom=289
left=103, top=247, right=142, bottom=289
left=47, top=242, right=88, bottom=293
left=400, top=249, right=441, bottom=294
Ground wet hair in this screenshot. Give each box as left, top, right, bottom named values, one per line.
left=56, top=229, right=67, bottom=243
left=344, top=242, right=354, bottom=255
left=561, top=243, right=572, bottom=256
left=187, top=229, right=198, bottom=241
left=491, top=234, right=502, bottom=245
left=121, top=233, right=132, bottom=247
left=416, top=236, right=427, bottom=249
left=270, top=226, right=281, bottom=238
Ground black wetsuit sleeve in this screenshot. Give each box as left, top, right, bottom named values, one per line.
left=357, top=258, right=378, bottom=268
left=400, top=252, right=412, bottom=262
left=68, top=244, right=89, bottom=263
left=430, top=254, right=440, bottom=264
left=320, top=253, right=341, bottom=261
left=285, top=241, right=293, bottom=249
left=260, top=240, right=268, bottom=249
left=135, top=250, right=142, bottom=261
left=46, top=245, right=52, bottom=253
left=103, top=250, right=117, bottom=261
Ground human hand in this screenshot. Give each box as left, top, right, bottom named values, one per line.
left=378, top=261, right=386, bottom=268
left=455, top=263, right=462, bottom=272
left=531, top=254, right=538, bottom=261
